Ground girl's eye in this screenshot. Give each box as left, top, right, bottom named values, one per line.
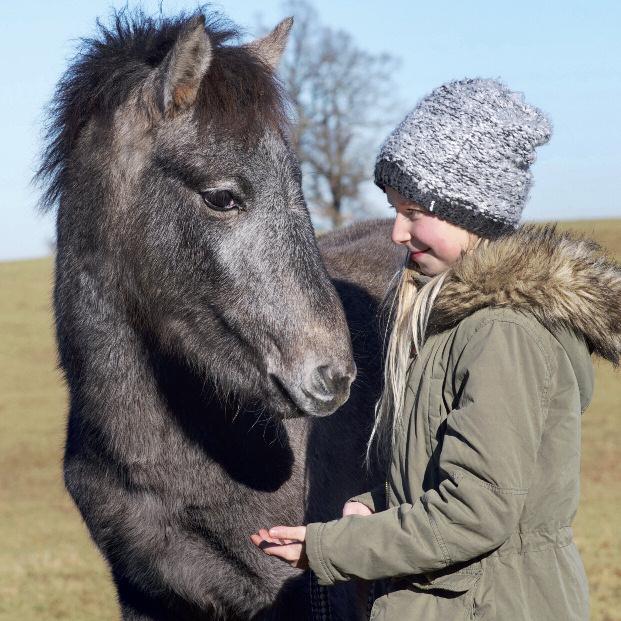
left=200, top=189, right=242, bottom=212
left=410, top=207, right=429, bottom=219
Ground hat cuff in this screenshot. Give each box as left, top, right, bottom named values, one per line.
left=375, top=159, right=518, bottom=239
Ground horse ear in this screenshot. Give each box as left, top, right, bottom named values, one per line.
left=246, top=17, right=293, bottom=70
left=159, top=15, right=212, bottom=117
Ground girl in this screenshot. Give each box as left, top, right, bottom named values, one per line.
left=251, top=78, right=621, bottom=620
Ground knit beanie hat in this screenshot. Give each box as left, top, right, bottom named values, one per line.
left=374, top=78, right=552, bottom=238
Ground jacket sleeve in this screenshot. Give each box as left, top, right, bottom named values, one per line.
left=306, top=319, right=553, bottom=585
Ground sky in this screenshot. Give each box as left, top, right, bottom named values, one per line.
left=1, top=0, right=619, bottom=261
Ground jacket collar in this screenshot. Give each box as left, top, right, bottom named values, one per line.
left=428, top=224, right=621, bottom=364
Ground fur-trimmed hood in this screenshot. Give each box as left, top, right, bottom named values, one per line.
left=429, top=224, right=621, bottom=364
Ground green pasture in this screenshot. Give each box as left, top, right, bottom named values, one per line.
left=1, top=220, right=620, bottom=620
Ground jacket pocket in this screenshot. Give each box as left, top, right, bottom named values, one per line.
left=412, top=558, right=483, bottom=594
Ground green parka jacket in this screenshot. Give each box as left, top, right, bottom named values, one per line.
left=305, top=226, right=621, bottom=621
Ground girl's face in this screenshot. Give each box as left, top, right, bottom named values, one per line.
left=386, top=186, right=475, bottom=276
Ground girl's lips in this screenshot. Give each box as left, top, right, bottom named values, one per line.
left=410, top=248, right=429, bottom=258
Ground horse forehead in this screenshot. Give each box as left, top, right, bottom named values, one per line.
left=198, top=126, right=294, bottom=170
left=253, top=132, right=300, bottom=182
left=169, top=116, right=286, bottom=155
left=258, top=128, right=288, bottom=151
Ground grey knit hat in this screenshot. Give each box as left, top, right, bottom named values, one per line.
left=374, top=78, right=552, bottom=238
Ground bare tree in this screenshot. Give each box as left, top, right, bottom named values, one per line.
left=265, top=1, right=401, bottom=228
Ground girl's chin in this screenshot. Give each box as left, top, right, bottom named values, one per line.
left=410, top=262, right=443, bottom=277
left=408, top=256, right=435, bottom=274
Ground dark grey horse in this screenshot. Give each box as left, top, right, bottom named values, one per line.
left=37, top=10, right=402, bottom=620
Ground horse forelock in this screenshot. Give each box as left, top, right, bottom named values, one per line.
left=36, top=8, right=289, bottom=212
left=197, top=45, right=290, bottom=145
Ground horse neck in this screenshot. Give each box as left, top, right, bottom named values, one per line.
left=56, top=257, right=169, bottom=461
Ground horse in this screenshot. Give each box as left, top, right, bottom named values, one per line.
left=37, top=10, right=402, bottom=620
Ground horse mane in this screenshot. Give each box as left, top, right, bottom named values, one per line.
left=36, top=9, right=289, bottom=212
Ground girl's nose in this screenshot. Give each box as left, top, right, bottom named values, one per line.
left=391, top=213, right=411, bottom=246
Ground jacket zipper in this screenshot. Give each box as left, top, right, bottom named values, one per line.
left=384, top=478, right=390, bottom=511
left=384, top=433, right=394, bottom=511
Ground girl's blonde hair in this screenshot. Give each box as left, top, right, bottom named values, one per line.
left=366, top=235, right=485, bottom=468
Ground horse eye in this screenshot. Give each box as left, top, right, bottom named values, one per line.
left=200, top=189, right=241, bottom=212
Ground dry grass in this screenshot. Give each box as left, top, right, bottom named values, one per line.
left=0, top=258, right=116, bottom=621
left=1, top=219, right=620, bottom=621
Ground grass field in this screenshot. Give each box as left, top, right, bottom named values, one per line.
left=1, top=219, right=620, bottom=621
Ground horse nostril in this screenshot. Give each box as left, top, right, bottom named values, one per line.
left=311, top=364, right=353, bottom=399
left=312, top=365, right=332, bottom=395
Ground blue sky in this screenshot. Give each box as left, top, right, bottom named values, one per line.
left=1, top=0, right=619, bottom=260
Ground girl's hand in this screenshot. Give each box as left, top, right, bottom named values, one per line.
left=342, top=501, right=374, bottom=517
left=250, top=526, right=308, bottom=570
